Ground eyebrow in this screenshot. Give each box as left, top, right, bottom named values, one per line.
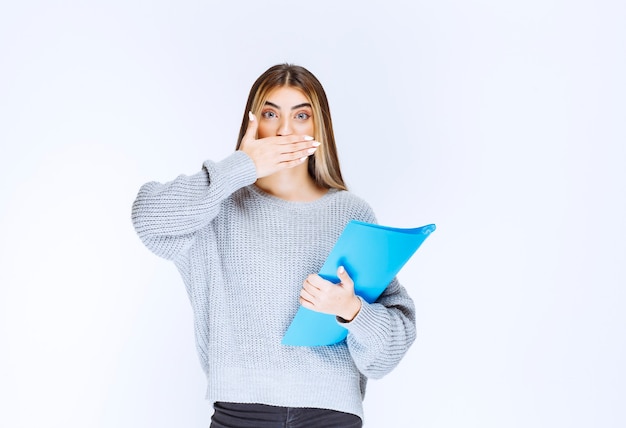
left=264, top=101, right=312, bottom=110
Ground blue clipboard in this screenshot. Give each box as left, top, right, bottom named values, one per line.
left=281, top=220, right=436, bottom=346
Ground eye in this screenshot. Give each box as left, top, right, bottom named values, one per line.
left=261, top=110, right=277, bottom=119
left=295, top=112, right=310, bottom=120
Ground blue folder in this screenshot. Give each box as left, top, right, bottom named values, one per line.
left=281, top=220, right=436, bottom=346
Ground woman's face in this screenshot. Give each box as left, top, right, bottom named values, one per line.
left=257, top=86, right=315, bottom=139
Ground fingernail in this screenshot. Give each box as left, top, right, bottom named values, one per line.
left=307, top=148, right=317, bottom=154
left=311, top=141, right=321, bottom=147
left=248, top=111, right=255, bottom=121
left=300, top=156, right=308, bottom=162
left=338, top=266, right=345, bottom=274
left=304, top=135, right=314, bottom=141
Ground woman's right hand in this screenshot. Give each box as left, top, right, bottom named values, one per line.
left=238, top=112, right=321, bottom=179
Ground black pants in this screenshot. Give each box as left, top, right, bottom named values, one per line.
left=210, top=402, right=363, bottom=428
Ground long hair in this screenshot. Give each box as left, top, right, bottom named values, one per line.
left=236, top=64, right=347, bottom=190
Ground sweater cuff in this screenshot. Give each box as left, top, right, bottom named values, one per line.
left=205, top=151, right=257, bottom=195
left=339, top=297, right=389, bottom=340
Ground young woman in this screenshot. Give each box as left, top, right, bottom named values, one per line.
left=131, top=64, right=416, bottom=427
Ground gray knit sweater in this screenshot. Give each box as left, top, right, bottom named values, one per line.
left=131, top=151, right=416, bottom=419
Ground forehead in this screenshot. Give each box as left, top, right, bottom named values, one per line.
left=265, top=86, right=310, bottom=107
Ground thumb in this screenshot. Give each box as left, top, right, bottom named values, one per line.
left=241, top=111, right=259, bottom=144
left=337, top=266, right=354, bottom=290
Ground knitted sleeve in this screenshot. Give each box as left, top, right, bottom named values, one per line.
left=342, top=278, right=417, bottom=379
left=131, top=151, right=257, bottom=260
left=331, top=199, right=417, bottom=379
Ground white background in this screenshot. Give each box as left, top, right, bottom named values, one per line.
left=1, top=1, right=625, bottom=427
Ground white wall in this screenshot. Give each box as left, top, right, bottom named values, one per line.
left=1, top=1, right=624, bottom=427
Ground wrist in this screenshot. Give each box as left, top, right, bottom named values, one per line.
left=340, top=296, right=362, bottom=323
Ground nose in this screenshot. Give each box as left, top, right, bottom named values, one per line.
left=277, top=117, right=292, bottom=136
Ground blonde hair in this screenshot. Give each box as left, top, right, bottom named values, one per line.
left=236, top=64, right=347, bottom=190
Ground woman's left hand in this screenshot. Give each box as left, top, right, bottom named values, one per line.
left=299, top=266, right=362, bottom=322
